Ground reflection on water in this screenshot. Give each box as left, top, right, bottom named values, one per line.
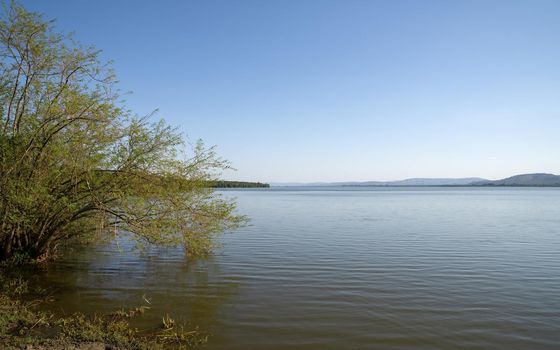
left=30, top=188, right=560, bottom=349
left=33, top=241, right=238, bottom=334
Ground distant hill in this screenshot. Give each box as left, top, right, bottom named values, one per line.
left=271, top=178, right=487, bottom=187
left=472, top=173, right=560, bottom=186
left=337, top=178, right=487, bottom=186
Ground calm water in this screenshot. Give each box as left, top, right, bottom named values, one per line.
left=33, top=187, right=560, bottom=349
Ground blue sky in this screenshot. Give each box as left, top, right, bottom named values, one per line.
left=21, top=0, right=560, bottom=182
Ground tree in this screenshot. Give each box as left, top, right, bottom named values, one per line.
left=0, top=3, right=245, bottom=262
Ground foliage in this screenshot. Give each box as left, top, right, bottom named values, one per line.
left=0, top=3, right=245, bottom=262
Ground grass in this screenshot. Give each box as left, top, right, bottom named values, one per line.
left=0, top=269, right=207, bottom=349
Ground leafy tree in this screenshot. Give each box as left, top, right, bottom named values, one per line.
left=0, top=3, right=245, bottom=262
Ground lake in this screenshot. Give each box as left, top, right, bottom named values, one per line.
left=33, top=187, right=560, bottom=349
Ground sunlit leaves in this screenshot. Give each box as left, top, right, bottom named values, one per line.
left=0, top=3, right=245, bottom=262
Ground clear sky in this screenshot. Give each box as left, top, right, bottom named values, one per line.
left=20, top=0, right=560, bottom=182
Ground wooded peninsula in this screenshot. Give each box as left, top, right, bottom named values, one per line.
left=210, top=181, right=270, bottom=188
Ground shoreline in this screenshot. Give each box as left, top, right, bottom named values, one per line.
left=0, top=269, right=205, bottom=350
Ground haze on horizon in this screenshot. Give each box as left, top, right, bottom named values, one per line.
left=23, top=0, right=560, bottom=183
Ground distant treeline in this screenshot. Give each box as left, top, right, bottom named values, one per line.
left=210, top=181, right=270, bottom=188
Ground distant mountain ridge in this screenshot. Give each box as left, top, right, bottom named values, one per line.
left=473, top=173, right=560, bottom=186
left=271, top=178, right=487, bottom=186
left=271, top=173, right=560, bottom=187
left=336, top=178, right=486, bottom=186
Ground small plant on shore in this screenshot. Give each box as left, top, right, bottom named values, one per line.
left=158, top=325, right=208, bottom=348
left=111, top=306, right=151, bottom=318
left=161, top=314, right=176, bottom=330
